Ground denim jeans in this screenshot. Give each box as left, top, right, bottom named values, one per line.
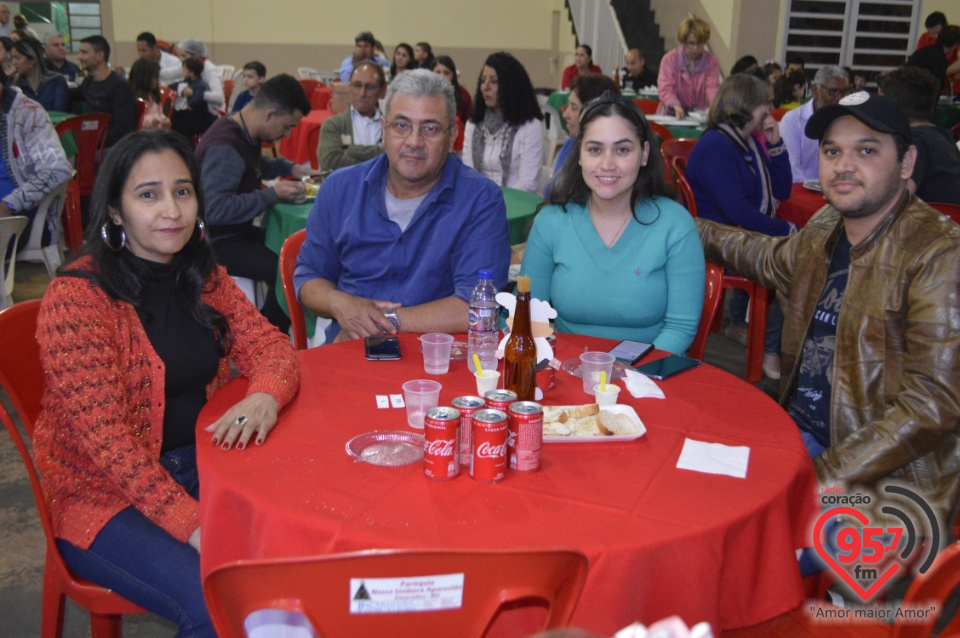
left=56, top=445, right=215, bottom=637
left=729, top=291, right=783, bottom=354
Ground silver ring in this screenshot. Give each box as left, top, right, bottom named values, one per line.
left=235, top=415, right=248, bottom=426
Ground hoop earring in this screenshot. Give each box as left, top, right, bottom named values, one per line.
left=100, top=223, right=126, bottom=252
left=196, top=218, right=205, bottom=242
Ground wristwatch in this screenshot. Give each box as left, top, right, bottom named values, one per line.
left=383, top=307, right=400, bottom=332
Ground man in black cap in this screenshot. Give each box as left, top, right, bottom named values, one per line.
left=697, top=91, right=960, bottom=527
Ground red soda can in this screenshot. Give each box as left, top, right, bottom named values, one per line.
left=423, top=406, right=461, bottom=480
left=452, top=396, right=485, bottom=466
left=507, top=401, right=543, bottom=472
left=483, top=389, right=517, bottom=413
left=471, top=409, right=508, bottom=483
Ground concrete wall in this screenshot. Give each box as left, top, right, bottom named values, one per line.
left=100, top=0, right=577, bottom=89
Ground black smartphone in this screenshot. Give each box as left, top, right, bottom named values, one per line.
left=634, top=354, right=700, bottom=380
left=364, top=335, right=402, bottom=360
left=608, top=340, right=654, bottom=365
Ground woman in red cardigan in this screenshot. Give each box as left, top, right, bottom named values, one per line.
left=33, top=130, right=299, bottom=637
left=562, top=44, right=602, bottom=89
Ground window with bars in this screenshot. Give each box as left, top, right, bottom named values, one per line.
left=17, top=2, right=101, bottom=52
left=782, top=0, right=919, bottom=81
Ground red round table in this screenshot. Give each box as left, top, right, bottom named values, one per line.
left=778, top=183, right=828, bottom=229
left=197, top=333, right=819, bottom=635
left=278, top=109, right=335, bottom=164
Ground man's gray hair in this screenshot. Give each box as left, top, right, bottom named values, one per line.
left=44, top=32, right=64, bottom=46
left=384, top=69, right=457, bottom=125
left=813, top=65, right=848, bottom=87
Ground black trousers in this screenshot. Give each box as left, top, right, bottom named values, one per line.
left=209, top=226, right=291, bottom=334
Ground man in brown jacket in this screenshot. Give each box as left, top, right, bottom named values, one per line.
left=698, top=92, right=960, bottom=529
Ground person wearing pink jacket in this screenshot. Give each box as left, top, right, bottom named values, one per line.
left=657, top=17, right=721, bottom=119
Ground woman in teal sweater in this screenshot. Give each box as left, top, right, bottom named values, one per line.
left=521, top=93, right=705, bottom=354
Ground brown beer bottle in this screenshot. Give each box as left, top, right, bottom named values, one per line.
left=503, top=276, right=536, bottom=401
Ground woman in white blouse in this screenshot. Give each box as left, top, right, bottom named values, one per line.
left=463, top=51, right=544, bottom=193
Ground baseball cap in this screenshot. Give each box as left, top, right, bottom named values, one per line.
left=804, top=91, right=912, bottom=144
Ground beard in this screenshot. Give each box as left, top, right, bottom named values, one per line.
left=824, top=171, right=904, bottom=220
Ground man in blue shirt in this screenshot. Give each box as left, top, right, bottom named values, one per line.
left=295, top=69, right=511, bottom=343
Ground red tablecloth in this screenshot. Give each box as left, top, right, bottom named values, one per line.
left=278, top=109, right=335, bottom=164
left=197, top=333, right=819, bottom=635
left=310, top=85, right=332, bottom=111
left=778, top=183, right=828, bottom=229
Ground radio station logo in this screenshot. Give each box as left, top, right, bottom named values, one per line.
left=813, top=484, right=940, bottom=602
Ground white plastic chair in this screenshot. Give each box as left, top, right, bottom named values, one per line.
left=216, top=65, right=236, bottom=82
left=231, top=276, right=265, bottom=310
left=297, top=67, right=320, bottom=80
left=0, top=216, right=28, bottom=308
left=17, top=182, right=69, bottom=278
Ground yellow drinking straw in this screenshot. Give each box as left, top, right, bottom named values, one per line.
left=473, top=354, right=484, bottom=376
left=600, top=370, right=607, bottom=392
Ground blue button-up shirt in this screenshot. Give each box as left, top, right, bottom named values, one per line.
left=295, top=153, right=511, bottom=342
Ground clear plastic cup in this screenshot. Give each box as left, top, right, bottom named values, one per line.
left=401, top=379, right=442, bottom=429
left=593, top=383, right=621, bottom=407
left=419, top=333, right=454, bottom=375
left=580, top=352, right=616, bottom=395
left=474, top=370, right=501, bottom=396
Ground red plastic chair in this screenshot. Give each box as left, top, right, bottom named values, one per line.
left=671, top=156, right=695, bottom=216
left=305, top=124, right=322, bottom=171
left=55, top=113, right=111, bottom=199
left=951, top=121, right=959, bottom=143
left=770, top=108, right=789, bottom=122
left=280, top=229, right=308, bottom=350
left=0, top=301, right=146, bottom=637
left=720, top=540, right=960, bottom=638
left=454, top=115, right=465, bottom=152
left=159, top=86, right=176, bottom=118
left=929, top=201, right=960, bottom=224
left=223, top=79, right=235, bottom=108
left=660, top=137, right=695, bottom=187
left=688, top=262, right=723, bottom=361
left=203, top=547, right=589, bottom=638
left=633, top=98, right=659, bottom=114
left=299, top=78, right=321, bottom=100
left=62, top=180, right=82, bottom=251
left=648, top=121, right=673, bottom=144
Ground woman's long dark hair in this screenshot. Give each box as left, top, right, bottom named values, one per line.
left=470, top=51, right=542, bottom=126
left=433, top=55, right=466, bottom=116
left=390, top=42, right=417, bottom=78
left=544, top=92, right=672, bottom=219
left=60, top=130, right=231, bottom=354
left=128, top=58, right=161, bottom=102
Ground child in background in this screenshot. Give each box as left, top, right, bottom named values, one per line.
left=171, top=56, right=215, bottom=140
left=231, top=61, right=265, bottom=112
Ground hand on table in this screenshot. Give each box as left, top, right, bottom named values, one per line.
left=274, top=180, right=307, bottom=204
left=331, top=294, right=402, bottom=340
left=204, top=391, right=279, bottom=450
left=672, top=105, right=686, bottom=120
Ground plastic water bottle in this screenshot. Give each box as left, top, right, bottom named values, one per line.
left=467, top=269, right=499, bottom=373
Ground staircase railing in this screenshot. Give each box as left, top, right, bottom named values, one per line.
left=566, top=0, right=627, bottom=84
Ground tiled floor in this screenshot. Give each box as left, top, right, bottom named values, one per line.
left=0, top=258, right=781, bottom=637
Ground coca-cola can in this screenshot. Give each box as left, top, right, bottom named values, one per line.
left=423, top=406, right=461, bottom=480
left=452, top=396, right=485, bottom=466
left=471, top=409, right=508, bottom=483
left=483, top=389, right=517, bottom=413
left=507, top=401, right=543, bottom=472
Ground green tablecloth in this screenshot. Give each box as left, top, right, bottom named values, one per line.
left=48, top=111, right=78, bottom=157
left=262, top=187, right=543, bottom=337
left=934, top=103, right=960, bottom=130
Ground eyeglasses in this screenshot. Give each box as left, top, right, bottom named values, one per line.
left=384, top=120, right=452, bottom=139
left=350, top=82, right=381, bottom=93
left=684, top=40, right=705, bottom=49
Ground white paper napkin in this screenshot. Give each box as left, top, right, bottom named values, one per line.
left=622, top=369, right=666, bottom=399
left=676, top=438, right=750, bottom=479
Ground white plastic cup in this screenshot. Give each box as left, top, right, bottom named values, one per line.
left=593, top=383, right=621, bottom=407
left=580, top=352, right=616, bottom=395
left=419, top=333, right=454, bottom=375
left=401, top=379, right=442, bottom=429
left=474, top=370, right=501, bottom=396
